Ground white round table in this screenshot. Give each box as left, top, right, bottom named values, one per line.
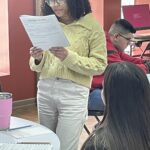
left=0, top=116, right=60, bottom=150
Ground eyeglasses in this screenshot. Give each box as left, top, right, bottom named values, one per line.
left=119, top=33, right=132, bottom=41
left=118, top=33, right=135, bottom=45
left=45, top=0, right=65, bottom=6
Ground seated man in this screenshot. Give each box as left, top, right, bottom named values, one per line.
left=88, top=19, right=150, bottom=111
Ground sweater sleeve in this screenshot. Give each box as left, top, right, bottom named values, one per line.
left=119, top=52, right=148, bottom=73
left=29, top=51, right=53, bottom=72
left=62, top=25, right=107, bottom=76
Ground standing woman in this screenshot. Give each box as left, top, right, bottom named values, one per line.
left=29, top=0, right=107, bottom=150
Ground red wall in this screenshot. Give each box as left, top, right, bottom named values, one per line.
left=136, top=0, right=150, bottom=5
left=134, top=0, right=150, bottom=56
left=0, top=0, right=36, bottom=101
left=104, top=0, right=121, bottom=31
left=89, top=0, right=104, bottom=26
left=0, top=0, right=10, bottom=76
left=90, top=0, right=121, bottom=31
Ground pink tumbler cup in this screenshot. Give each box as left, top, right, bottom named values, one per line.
left=0, top=92, right=12, bottom=130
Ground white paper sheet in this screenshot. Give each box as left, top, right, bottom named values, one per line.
left=9, top=117, right=32, bottom=130
left=0, top=133, right=17, bottom=143
left=7, top=126, right=53, bottom=139
left=20, top=15, right=69, bottom=50
left=0, top=143, right=53, bottom=150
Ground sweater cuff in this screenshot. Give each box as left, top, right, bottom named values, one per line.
left=30, top=55, right=45, bottom=71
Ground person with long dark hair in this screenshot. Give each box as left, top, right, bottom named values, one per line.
left=29, top=0, right=107, bottom=150
left=82, top=61, right=150, bottom=150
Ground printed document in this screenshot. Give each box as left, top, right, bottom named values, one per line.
left=9, top=116, right=32, bottom=130
left=7, top=126, right=53, bottom=138
left=20, top=15, right=69, bottom=50
left=0, top=143, right=53, bottom=150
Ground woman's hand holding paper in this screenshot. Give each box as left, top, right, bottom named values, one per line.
left=30, top=47, right=43, bottom=61
left=49, top=47, right=68, bottom=61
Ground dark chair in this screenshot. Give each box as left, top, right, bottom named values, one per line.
left=131, top=41, right=150, bottom=59
left=141, top=42, right=150, bottom=58
left=84, top=110, right=104, bottom=135
left=84, top=88, right=105, bottom=135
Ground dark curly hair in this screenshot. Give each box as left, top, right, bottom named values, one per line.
left=42, top=0, right=91, bottom=20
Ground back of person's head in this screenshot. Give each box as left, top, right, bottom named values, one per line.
left=94, top=62, right=150, bottom=150
left=42, top=0, right=91, bottom=19
left=109, top=19, right=136, bottom=35
left=67, top=0, right=91, bottom=19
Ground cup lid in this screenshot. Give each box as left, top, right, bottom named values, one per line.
left=0, top=92, right=12, bottom=99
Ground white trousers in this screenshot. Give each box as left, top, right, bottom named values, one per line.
left=37, top=78, right=89, bottom=150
